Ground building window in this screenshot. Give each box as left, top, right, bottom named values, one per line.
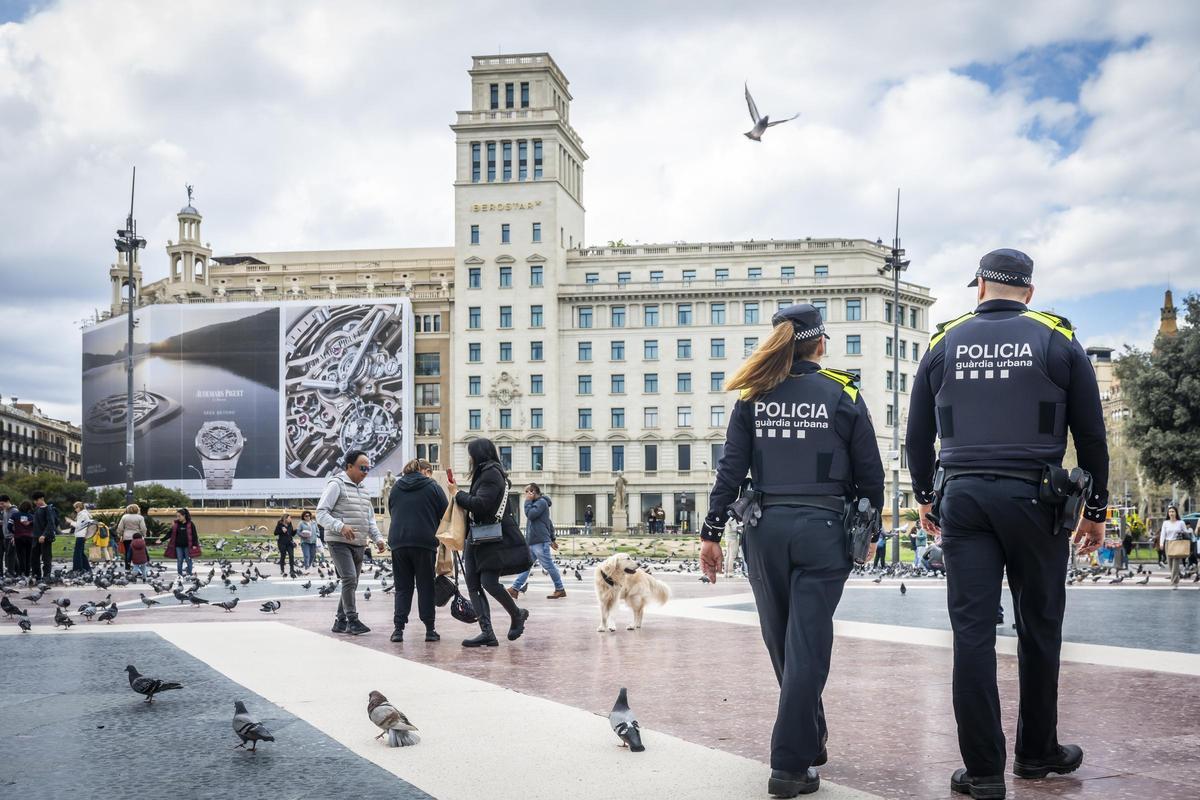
left=486, top=142, right=496, bottom=181
left=644, top=443, right=658, bottom=472
left=578, top=306, right=593, bottom=328
left=886, top=405, right=895, bottom=427
left=781, top=266, right=795, bottom=279
left=489, top=83, right=498, bottom=109
left=886, top=337, right=893, bottom=357
left=531, top=221, right=541, bottom=242
left=499, top=266, right=512, bottom=288
left=744, top=302, right=760, bottom=324
left=884, top=301, right=893, bottom=323
left=912, top=342, right=920, bottom=360
left=470, top=142, right=481, bottom=182
left=644, top=373, right=659, bottom=393
left=644, top=407, right=659, bottom=428
left=531, top=408, right=543, bottom=428
left=898, top=304, right=906, bottom=326
left=682, top=268, right=697, bottom=282
left=531, top=305, right=543, bottom=327
left=612, top=444, right=625, bottom=472
left=578, top=409, right=592, bottom=429
left=520, top=81, right=529, bottom=108
left=644, top=340, right=659, bottom=360
left=499, top=342, right=512, bottom=361
left=813, top=299, right=827, bottom=320
left=579, top=445, right=592, bottom=474
left=900, top=373, right=908, bottom=392
left=612, top=374, right=625, bottom=394
left=612, top=306, right=626, bottom=327
left=468, top=267, right=481, bottom=288
left=899, top=340, right=908, bottom=360
left=415, top=353, right=440, bottom=376
left=469, top=409, right=481, bottom=430
left=711, top=405, right=725, bottom=427
left=468, top=376, right=481, bottom=396
left=505, top=82, right=514, bottom=109
left=501, top=223, right=510, bottom=244
left=530, top=341, right=544, bottom=361
left=846, top=335, right=861, bottom=355
left=415, top=413, right=440, bottom=435
left=417, top=384, right=441, bottom=405
left=650, top=270, right=663, bottom=283
left=711, top=338, right=726, bottom=358
left=846, top=298, right=862, bottom=321
left=530, top=265, right=543, bottom=286
left=910, top=307, right=918, bottom=328
left=585, top=272, right=599, bottom=285
left=710, top=371, right=725, bottom=391
left=678, top=303, right=693, bottom=325
left=578, top=375, right=592, bottom=395
left=715, top=267, right=729, bottom=280
left=518, top=140, right=528, bottom=180
left=711, top=442, right=724, bottom=467
left=529, top=444, right=543, bottom=471
left=468, top=343, right=481, bottom=362
left=502, top=140, right=512, bottom=181
left=611, top=408, right=625, bottom=428
left=533, top=139, right=543, bottom=178
left=886, top=371, right=894, bottom=391
left=711, top=303, right=726, bottom=324
left=611, top=340, right=625, bottom=360
left=778, top=299, right=792, bottom=310
left=498, top=445, right=512, bottom=470
left=531, top=374, right=544, bottom=394
left=748, top=267, right=762, bottom=279
left=644, top=305, right=660, bottom=326
left=468, top=307, right=481, bottom=329
left=499, top=409, right=512, bottom=429
left=677, top=373, right=692, bottom=392
left=678, top=443, right=692, bottom=472
left=677, top=406, right=692, bottom=427
left=470, top=224, right=479, bottom=245
left=744, top=337, right=758, bottom=356
left=815, top=265, right=829, bottom=279
left=579, top=341, right=592, bottom=361
left=677, top=339, right=693, bottom=359
left=617, top=271, right=631, bottom=285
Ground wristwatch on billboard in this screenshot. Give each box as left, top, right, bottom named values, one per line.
left=195, top=420, right=245, bottom=490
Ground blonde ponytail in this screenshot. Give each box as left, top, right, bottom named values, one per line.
left=725, top=322, right=819, bottom=399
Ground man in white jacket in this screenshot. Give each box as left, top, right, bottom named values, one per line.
left=318, top=449, right=386, bottom=635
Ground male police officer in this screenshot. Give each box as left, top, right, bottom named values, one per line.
left=906, top=249, right=1108, bottom=800
left=701, top=303, right=884, bottom=798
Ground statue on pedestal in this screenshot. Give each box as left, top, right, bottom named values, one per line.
left=612, top=472, right=627, bottom=516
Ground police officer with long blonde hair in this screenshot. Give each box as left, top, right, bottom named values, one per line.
left=701, top=304, right=884, bottom=797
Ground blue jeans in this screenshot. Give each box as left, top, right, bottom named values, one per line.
left=300, top=541, right=316, bottom=568
left=132, top=562, right=150, bottom=579
left=511, top=541, right=563, bottom=591
left=72, top=537, right=90, bottom=573
left=175, top=546, right=193, bottom=575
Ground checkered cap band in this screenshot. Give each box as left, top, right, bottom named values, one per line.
left=975, top=268, right=1031, bottom=286
left=793, top=324, right=825, bottom=341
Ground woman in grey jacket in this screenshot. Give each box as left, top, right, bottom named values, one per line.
left=507, top=484, right=565, bottom=599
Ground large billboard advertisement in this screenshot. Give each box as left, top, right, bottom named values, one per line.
left=81, top=299, right=413, bottom=499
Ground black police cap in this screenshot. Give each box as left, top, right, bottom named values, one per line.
left=771, top=303, right=829, bottom=341
left=968, top=248, right=1034, bottom=287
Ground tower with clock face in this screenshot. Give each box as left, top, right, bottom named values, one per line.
left=450, top=53, right=588, bottom=479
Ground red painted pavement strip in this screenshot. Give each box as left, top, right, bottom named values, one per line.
left=30, top=577, right=1200, bottom=799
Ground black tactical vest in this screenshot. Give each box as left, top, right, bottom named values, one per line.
left=749, top=370, right=854, bottom=496
left=934, top=310, right=1070, bottom=465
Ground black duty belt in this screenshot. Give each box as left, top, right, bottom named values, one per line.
left=761, top=495, right=845, bottom=513
left=942, top=466, right=1043, bottom=484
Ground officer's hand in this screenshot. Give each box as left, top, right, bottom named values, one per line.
left=699, top=540, right=724, bottom=584
left=919, top=503, right=941, bottom=535
left=1073, top=519, right=1105, bottom=556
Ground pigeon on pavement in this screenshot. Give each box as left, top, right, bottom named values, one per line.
left=900, top=582, right=907, bottom=595
left=17, top=614, right=31, bottom=632
left=259, top=600, right=281, bottom=614
left=743, top=82, right=799, bottom=141
left=186, top=594, right=209, bottom=606
left=368, top=690, right=420, bottom=746
left=55, top=606, right=75, bottom=629
left=609, top=688, right=645, bottom=752
left=125, top=665, right=183, bottom=704
left=139, top=593, right=160, bottom=607
left=98, top=604, right=119, bottom=624
left=232, top=701, right=275, bottom=752
left=215, top=598, right=239, bottom=612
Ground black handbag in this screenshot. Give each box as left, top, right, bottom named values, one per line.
left=468, top=481, right=509, bottom=545
left=433, top=574, right=457, bottom=607
left=448, top=552, right=477, bottom=623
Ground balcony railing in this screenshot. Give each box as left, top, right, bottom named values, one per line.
left=574, top=238, right=885, bottom=258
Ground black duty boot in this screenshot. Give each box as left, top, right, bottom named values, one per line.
left=389, top=628, right=404, bottom=643
left=462, top=622, right=498, bottom=648
left=346, top=618, right=371, bottom=635
left=1013, top=744, right=1083, bottom=779
left=951, top=768, right=1006, bottom=799
left=425, top=629, right=440, bottom=642
left=507, top=608, right=529, bottom=641
left=768, top=768, right=820, bottom=797
left=332, top=617, right=347, bottom=634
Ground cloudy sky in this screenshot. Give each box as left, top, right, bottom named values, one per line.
left=1, top=0, right=1197, bottom=423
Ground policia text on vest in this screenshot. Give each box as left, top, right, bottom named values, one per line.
left=905, top=248, right=1109, bottom=798
left=700, top=303, right=885, bottom=797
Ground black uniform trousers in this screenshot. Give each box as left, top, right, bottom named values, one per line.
left=744, top=505, right=851, bottom=773
left=391, top=547, right=436, bottom=631
left=940, top=475, right=1068, bottom=777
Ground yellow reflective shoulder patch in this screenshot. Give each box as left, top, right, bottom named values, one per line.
left=1022, top=310, right=1074, bottom=340
left=817, top=369, right=859, bottom=402
left=930, top=311, right=976, bottom=348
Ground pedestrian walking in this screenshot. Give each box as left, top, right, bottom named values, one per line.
left=31, top=491, right=60, bottom=580
left=701, top=303, right=885, bottom=797
left=583, top=504, right=594, bottom=535
left=906, top=249, right=1109, bottom=799
left=165, top=508, right=199, bottom=576
left=69, top=501, right=96, bottom=574
left=274, top=513, right=296, bottom=576
left=872, top=527, right=887, bottom=569
left=1161, top=506, right=1189, bottom=585
left=0, top=495, right=15, bottom=576
left=317, top=449, right=386, bottom=636
left=297, top=511, right=319, bottom=569
left=386, top=458, right=448, bottom=643
left=129, top=531, right=150, bottom=580
left=9, top=500, right=35, bottom=576
left=508, top=483, right=566, bottom=600
left=116, top=503, right=146, bottom=571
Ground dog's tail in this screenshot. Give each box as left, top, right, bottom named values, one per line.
left=647, top=576, right=671, bottom=606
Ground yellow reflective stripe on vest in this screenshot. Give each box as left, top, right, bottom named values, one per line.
left=929, top=311, right=976, bottom=348
left=1021, top=310, right=1074, bottom=340
left=817, top=368, right=859, bottom=402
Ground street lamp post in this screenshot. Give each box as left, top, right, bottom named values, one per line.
left=187, top=465, right=205, bottom=509
left=881, top=189, right=910, bottom=564
left=114, top=168, right=147, bottom=506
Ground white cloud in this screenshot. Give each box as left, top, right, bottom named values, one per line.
left=0, top=0, right=1197, bottom=424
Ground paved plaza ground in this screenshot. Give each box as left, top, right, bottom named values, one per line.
left=2, top=558, right=1198, bottom=799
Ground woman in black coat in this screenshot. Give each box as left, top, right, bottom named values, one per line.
left=274, top=513, right=296, bottom=576
left=454, top=438, right=531, bottom=648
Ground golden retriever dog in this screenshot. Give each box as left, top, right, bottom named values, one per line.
left=594, top=553, right=671, bottom=632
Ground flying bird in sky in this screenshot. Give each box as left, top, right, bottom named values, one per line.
left=743, top=82, right=799, bottom=141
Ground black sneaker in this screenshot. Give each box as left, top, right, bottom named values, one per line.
left=332, top=617, right=347, bottom=634
left=768, top=768, right=820, bottom=797
left=507, top=608, right=529, bottom=641
left=389, top=628, right=404, bottom=643
left=425, top=629, right=440, bottom=642
left=346, top=619, right=371, bottom=635
left=1013, top=744, right=1083, bottom=779
left=951, top=768, right=1006, bottom=799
